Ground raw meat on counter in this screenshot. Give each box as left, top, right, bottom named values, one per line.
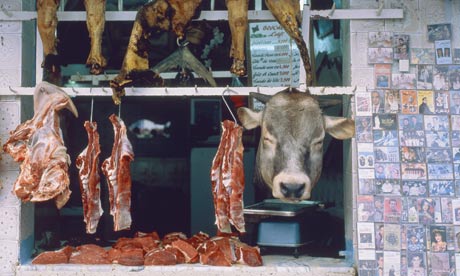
left=84, top=0, right=107, bottom=74
left=102, top=114, right=134, bottom=231
left=76, top=121, right=103, bottom=234
left=210, top=120, right=246, bottom=234
left=31, top=231, right=262, bottom=266
left=2, top=82, right=78, bottom=209
left=225, top=0, right=249, bottom=76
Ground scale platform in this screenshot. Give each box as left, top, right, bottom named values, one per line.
left=244, top=199, right=322, bottom=257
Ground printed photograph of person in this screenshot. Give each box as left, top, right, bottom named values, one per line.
left=417, top=65, right=433, bottom=89
left=407, top=252, right=426, bottom=276
left=427, top=23, right=452, bottom=42
left=430, top=227, right=447, bottom=252
left=371, top=90, right=385, bottom=113
left=368, top=31, right=393, bottom=48
left=384, top=90, right=400, bottom=113
left=393, top=34, right=409, bottom=60
left=434, top=91, right=450, bottom=114
left=384, top=197, right=402, bottom=223
left=356, top=116, right=373, bottom=143
left=433, top=66, right=450, bottom=90
left=449, top=66, right=460, bottom=90
left=419, top=198, right=437, bottom=225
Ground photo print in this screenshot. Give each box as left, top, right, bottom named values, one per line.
left=399, top=114, right=424, bottom=132
left=452, top=199, right=460, bottom=225
left=441, top=198, right=454, bottom=224
left=384, top=224, right=401, bottom=251
left=359, top=178, right=375, bottom=195
left=371, top=90, right=385, bottom=113
left=434, top=91, right=450, bottom=114
left=429, top=180, right=455, bottom=196
left=356, top=116, right=373, bottom=143
left=384, top=90, right=400, bottom=113
left=430, top=225, right=448, bottom=252
left=393, top=34, right=410, bottom=60
left=429, top=252, right=451, bottom=275
left=355, top=92, right=372, bottom=116
left=427, top=23, right=452, bottom=42
left=426, top=148, right=452, bottom=163
left=407, top=225, right=426, bottom=252
left=392, top=73, right=416, bottom=89
left=401, top=163, right=427, bottom=180
left=399, top=130, right=425, bottom=147
left=373, top=130, right=399, bottom=147
left=375, top=64, right=391, bottom=88
left=411, top=48, right=435, bottom=64
left=454, top=48, right=460, bottom=64
left=449, top=65, right=460, bottom=90
left=375, top=162, right=401, bottom=179
left=402, top=180, right=428, bottom=197
left=435, top=40, right=453, bottom=65
left=424, top=115, right=449, bottom=132
left=433, top=66, right=450, bottom=90
left=374, top=196, right=385, bottom=222
left=368, top=47, right=393, bottom=64
left=375, top=146, right=400, bottom=163
left=357, top=195, right=376, bottom=222
left=384, top=197, right=402, bottom=223
left=407, top=252, right=427, bottom=276
left=401, top=90, right=418, bottom=114
left=375, top=223, right=384, bottom=250
left=425, top=131, right=450, bottom=148
left=368, top=31, right=393, bottom=47
left=375, top=179, right=401, bottom=195
left=418, top=198, right=436, bottom=225
left=358, top=222, right=376, bottom=249
left=358, top=143, right=375, bottom=168
left=451, top=91, right=460, bottom=114
left=417, top=90, right=434, bottom=114
left=401, top=146, right=425, bottom=163
left=417, top=65, right=433, bottom=89
left=373, top=113, right=397, bottom=130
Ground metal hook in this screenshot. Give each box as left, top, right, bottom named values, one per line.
left=352, top=85, right=358, bottom=92
left=118, top=102, right=121, bottom=118
left=165, top=87, right=168, bottom=94
left=104, top=71, right=109, bottom=80
left=89, top=88, right=94, bottom=122
left=222, top=86, right=238, bottom=125
left=71, top=87, right=79, bottom=94
left=194, top=85, right=198, bottom=93
left=176, top=37, right=190, bottom=47
left=320, top=87, right=326, bottom=93
left=328, top=2, right=336, bottom=16
left=8, top=86, right=18, bottom=94
left=102, top=87, right=109, bottom=93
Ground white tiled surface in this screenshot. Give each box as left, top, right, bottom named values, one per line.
left=0, top=69, right=21, bottom=87
left=0, top=22, right=22, bottom=34
left=16, top=256, right=355, bottom=276
left=0, top=240, right=19, bottom=275
left=0, top=34, right=22, bottom=69
left=0, top=206, right=20, bottom=240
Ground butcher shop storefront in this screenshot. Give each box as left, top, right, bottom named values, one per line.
left=2, top=0, right=447, bottom=276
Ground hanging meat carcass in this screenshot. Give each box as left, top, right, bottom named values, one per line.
left=265, top=0, right=313, bottom=86
left=83, top=0, right=107, bottom=75
left=37, top=0, right=60, bottom=74
left=76, top=121, right=103, bottom=234
left=225, top=0, right=249, bottom=76
left=109, top=0, right=171, bottom=105
left=3, top=82, right=78, bottom=209
left=210, top=120, right=245, bottom=234
left=110, top=0, right=202, bottom=104
left=101, top=114, right=134, bottom=231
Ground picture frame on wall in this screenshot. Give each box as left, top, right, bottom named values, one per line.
left=427, top=23, right=452, bottom=42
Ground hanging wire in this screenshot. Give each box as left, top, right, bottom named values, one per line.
left=118, top=102, right=121, bottom=118
left=90, top=88, right=94, bottom=122
left=222, top=86, right=238, bottom=125
left=289, top=35, right=293, bottom=91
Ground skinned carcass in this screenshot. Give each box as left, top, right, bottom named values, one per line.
left=84, top=0, right=107, bottom=75
left=225, top=0, right=249, bottom=76
left=237, top=88, right=354, bottom=202
left=265, top=0, right=313, bottom=86
left=3, top=82, right=78, bottom=208
left=37, top=0, right=60, bottom=74
left=110, top=0, right=202, bottom=105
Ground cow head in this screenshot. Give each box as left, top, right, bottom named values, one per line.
left=237, top=88, right=355, bottom=202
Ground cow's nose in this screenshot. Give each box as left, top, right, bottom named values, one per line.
left=280, top=183, right=305, bottom=198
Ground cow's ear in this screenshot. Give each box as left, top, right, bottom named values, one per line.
left=323, top=115, right=355, bottom=139
left=237, top=107, right=262, bottom=130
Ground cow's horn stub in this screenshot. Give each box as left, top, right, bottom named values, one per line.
left=249, top=92, right=272, bottom=104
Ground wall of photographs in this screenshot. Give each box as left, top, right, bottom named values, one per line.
left=356, top=23, right=460, bottom=276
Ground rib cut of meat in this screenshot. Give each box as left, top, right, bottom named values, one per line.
left=84, top=0, right=107, bottom=74
left=171, top=239, right=199, bottom=263
left=69, top=244, right=110, bottom=264
left=225, top=0, right=249, bottom=76
left=3, top=82, right=78, bottom=209
left=101, top=114, right=134, bottom=231
left=76, top=121, right=103, bottom=234
left=210, top=120, right=246, bottom=234
left=144, top=248, right=177, bottom=266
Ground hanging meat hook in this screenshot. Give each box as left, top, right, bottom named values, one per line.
left=222, top=86, right=238, bottom=125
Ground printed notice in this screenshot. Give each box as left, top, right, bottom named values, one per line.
left=249, top=21, right=300, bottom=87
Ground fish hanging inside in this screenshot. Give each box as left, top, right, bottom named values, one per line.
left=128, top=119, right=171, bottom=139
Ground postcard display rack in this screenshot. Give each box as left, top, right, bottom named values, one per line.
left=355, top=22, right=460, bottom=276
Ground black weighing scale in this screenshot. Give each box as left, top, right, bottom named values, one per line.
left=244, top=199, right=323, bottom=258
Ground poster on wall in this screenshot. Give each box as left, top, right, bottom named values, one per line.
left=435, top=40, right=453, bottom=65
left=249, top=21, right=300, bottom=87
